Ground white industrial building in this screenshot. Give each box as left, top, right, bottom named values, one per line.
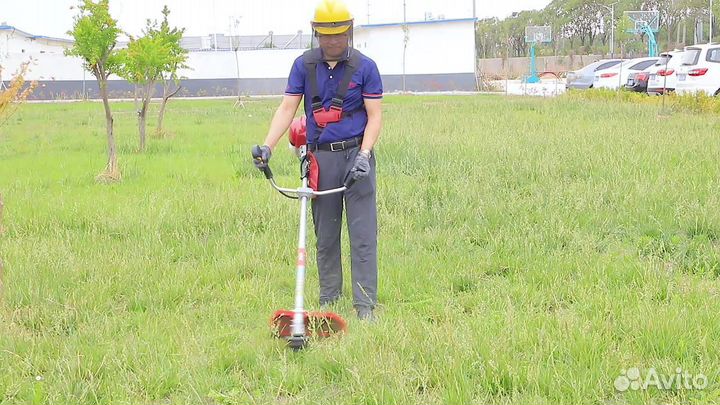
left=0, top=18, right=477, bottom=100
left=355, top=18, right=477, bottom=91
left=0, top=24, right=73, bottom=55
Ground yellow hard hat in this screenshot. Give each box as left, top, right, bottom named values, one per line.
left=312, top=0, right=353, bottom=35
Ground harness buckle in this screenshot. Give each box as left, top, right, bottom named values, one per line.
left=330, top=97, right=344, bottom=109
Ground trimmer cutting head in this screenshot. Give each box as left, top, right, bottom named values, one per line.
left=271, top=309, right=348, bottom=341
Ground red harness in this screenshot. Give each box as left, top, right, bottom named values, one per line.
left=303, top=48, right=361, bottom=130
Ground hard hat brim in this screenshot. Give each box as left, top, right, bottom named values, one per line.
left=314, top=25, right=351, bottom=35
left=312, top=19, right=352, bottom=35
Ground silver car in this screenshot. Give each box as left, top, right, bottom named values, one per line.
left=566, top=59, right=624, bottom=89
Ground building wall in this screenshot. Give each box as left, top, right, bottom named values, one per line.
left=0, top=32, right=8, bottom=58
left=1, top=19, right=478, bottom=99
left=354, top=20, right=476, bottom=75
left=0, top=31, right=69, bottom=56
left=178, top=49, right=304, bottom=79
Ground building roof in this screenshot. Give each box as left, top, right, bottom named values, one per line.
left=355, top=17, right=477, bottom=29
left=0, top=24, right=74, bottom=44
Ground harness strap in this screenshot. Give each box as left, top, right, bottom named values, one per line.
left=303, top=49, right=362, bottom=136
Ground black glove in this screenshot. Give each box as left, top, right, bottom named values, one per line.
left=252, top=145, right=272, bottom=169
left=350, top=150, right=371, bottom=181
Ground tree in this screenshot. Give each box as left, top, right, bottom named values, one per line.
left=117, top=5, right=186, bottom=150
left=117, top=29, right=166, bottom=152
left=66, top=0, right=122, bottom=182
left=155, top=6, right=188, bottom=138
left=0, top=62, right=36, bottom=128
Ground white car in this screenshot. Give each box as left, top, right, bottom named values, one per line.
left=647, top=51, right=684, bottom=95
left=593, top=57, right=659, bottom=89
left=675, top=43, right=720, bottom=96
left=566, top=59, right=623, bottom=89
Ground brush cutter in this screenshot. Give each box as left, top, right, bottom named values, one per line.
left=251, top=121, right=352, bottom=351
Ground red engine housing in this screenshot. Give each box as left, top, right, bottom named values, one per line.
left=289, top=116, right=307, bottom=147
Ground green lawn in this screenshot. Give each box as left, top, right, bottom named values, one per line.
left=1, top=95, right=719, bottom=404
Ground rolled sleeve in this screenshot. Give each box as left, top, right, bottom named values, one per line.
left=362, top=60, right=383, bottom=99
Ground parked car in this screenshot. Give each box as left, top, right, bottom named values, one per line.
left=647, top=51, right=684, bottom=95
left=675, top=43, right=720, bottom=96
left=593, top=57, right=659, bottom=90
left=625, top=71, right=652, bottom=92
left=566, top=59, right=623, bottom=89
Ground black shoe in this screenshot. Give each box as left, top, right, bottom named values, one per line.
left=356, top=307, right=376, bottom=322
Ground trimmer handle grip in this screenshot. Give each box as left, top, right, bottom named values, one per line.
left=344, top=176, right=356, bottom=189
left=251, top=144, right=273, bottom=180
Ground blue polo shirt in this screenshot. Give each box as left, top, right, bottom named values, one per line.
left=285, top=49, right=383, bottom=144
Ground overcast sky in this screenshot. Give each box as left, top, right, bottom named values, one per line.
left=1, top=0, right=552, bottom=39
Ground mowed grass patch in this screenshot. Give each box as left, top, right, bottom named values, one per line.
left=1, top=95, right=719, bottom=404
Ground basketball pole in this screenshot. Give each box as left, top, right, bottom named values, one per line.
left=528, top=42, right=540, bottom=83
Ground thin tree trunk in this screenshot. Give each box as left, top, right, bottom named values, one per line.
left=138, top=82, right=155, bottom=152
left=234, top=49, right=241, bottom=98
left=138, top=111, right=147, bottom=152
left=156, top=93, right=168, bottom=138
left=98, top=75, right=120, bottom=182
left=156, top=81, right=181, bottom=138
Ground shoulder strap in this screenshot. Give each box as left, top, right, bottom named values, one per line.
left=303, top=49, right=323, bottom=109
left=332, top=50, right=361, bottom=107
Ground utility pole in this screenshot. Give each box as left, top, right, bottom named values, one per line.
left=610, top=3, right=615, bottom=57
left=367, top=0, right=370, bottom=24
left=598, top=2, right=619, bottom=58
left=711, top=0, right=714, bottom=43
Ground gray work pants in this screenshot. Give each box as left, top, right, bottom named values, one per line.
left=311, top=146, right=377, bottom=310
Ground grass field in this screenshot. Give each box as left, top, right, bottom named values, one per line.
left=1, top=95, right=720, bottom=404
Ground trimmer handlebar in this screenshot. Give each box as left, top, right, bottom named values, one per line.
left=252, top=144, right=355, bottom=198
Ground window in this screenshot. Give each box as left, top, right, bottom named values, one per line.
left=595, top=61, right=621, bottom=71
left=706, top=48, right=720, bottom=63
left=682, top=48, right=701, bottom=65
left=655, top=55, right=672, bottom=66
left=629, top=60, right=657, bottom=70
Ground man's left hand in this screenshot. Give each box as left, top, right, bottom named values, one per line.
left=351, top=150, right=371, bottom=181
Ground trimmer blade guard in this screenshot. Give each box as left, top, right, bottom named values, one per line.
left=271, top=309, right=348, bottom=338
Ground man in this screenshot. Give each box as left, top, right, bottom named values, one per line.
left=253, top=0, right=383, bottom=321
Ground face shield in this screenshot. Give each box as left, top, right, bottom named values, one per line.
left=310, top=20, right=354, bottom=59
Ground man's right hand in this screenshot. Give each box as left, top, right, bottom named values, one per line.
left=252, top=145, right=272, bottom=169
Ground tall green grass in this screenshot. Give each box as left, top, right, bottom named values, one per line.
left=566, top=88, right=720, bottom=114
left=1, top=95, right=719, bottom=404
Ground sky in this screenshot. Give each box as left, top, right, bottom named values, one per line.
left=0, top=0, right=552, bottom=39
